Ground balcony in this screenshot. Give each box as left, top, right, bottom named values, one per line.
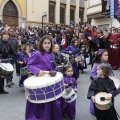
left=70, top=0, right=76, bottom=6
left=87, top=0, right=103, bottom=18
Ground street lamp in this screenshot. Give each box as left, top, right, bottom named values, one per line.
left=42, top=15, right=47, bottom=28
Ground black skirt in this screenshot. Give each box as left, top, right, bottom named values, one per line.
left=95, top=105, right=118, bottom=120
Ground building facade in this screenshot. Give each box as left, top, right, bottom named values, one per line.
left=26, top=0, right=87, bottom=27
left=0, top=0, right=87, bottom=27
left=87, top=0, right=120, bottom=30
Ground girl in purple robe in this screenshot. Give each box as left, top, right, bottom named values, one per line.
left=61, top=65, right=77, bottom=120
left=18, top=45, right=31, bottom=87
left=90, top=49, right=114, bottom=115
left=64, top=38, right=80, bottom=79
left=26, top=36, right=62, bottom=120
left=91, top=49, right=114, bottom=81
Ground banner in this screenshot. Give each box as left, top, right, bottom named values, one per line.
left=114, top=0, right=120, bottom=22
left=110, top=0, right=114, bottom=18
left=102, top=0, right=110, bottom=17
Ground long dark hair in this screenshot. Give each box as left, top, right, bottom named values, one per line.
left=70, top=38, right=78, bottom=47
left=63, top=65, right=73, bottom=76
left=38, top=35, right=52, bottom=55
left=94, top=49, right=108, bottom=63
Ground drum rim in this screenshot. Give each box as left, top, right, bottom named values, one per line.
left=95, top=92, right=111, bottom=110
left=95, top=92, right=111, bottom=104
left=0, top=63, right=14, bottom=71
left=24, top=72, right=63, bottom=89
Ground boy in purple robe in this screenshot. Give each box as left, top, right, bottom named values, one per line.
left=26, top=36, right=62, bottom=120
left=61, top=65, right=77, bottom=120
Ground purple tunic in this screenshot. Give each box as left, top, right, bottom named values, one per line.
left=64, top=46, right=80, bottom=55
left=61, top=76, right=77, bottom=119
left=64, top=46, right=80, bottom=79
left=18, top=52, right=30, bottom=87
left=26, top=51, right=62, bottom=120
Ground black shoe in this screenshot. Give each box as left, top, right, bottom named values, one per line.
left=0, top=90, right=9, bottom=94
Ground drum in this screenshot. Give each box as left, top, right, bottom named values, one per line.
left=62, top=88, right=77, bottom=103
left=24, top=72, right=64, bottom=103
left=0, top=63, right=14, bottom=78
left=109, top=76, right=120, bottom=89
left=95, top=92, right=111, bottom=110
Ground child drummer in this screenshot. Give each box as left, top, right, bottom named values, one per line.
left=26, top=36, right=62, bottom=120
left=87, top=64, right=119, bottom=120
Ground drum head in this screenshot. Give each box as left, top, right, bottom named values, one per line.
left=109, top=76, right=120, bottom=89
left=95, top=92, right=111, bottom=105
left=0, top=63, right=14, bottom=71
left=24, top=72, right=63, bottom=89
left=95, top=92, right=111, bottom=110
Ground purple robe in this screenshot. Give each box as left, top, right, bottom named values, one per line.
left=61, top=76, right=77, bottom=119
left=90, top=62, right=114, bottom=115
left=64, top=46, right=80, bottom=55
left=18, top=52, right=30, bottom=87
left=26, top=51, right=62, bottom=120
left=64, top=46, right=80, bottom=79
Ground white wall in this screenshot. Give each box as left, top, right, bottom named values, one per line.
left=91, top=18, right=120, bottom=28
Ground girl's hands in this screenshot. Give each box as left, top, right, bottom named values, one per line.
left=38, top=70, right=46, bottom=76
left=105, top=93, right=112, bottom=100
left=91, top=96, right=95, bottom=103
left=74, top=88, right=77, bottom=92
left=64, top=84, right=68, bottom=87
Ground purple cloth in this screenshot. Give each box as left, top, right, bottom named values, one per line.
left=64, top=76, right=77, bottom=89
left=60, top=76, right=77, bottom=119
left=64, top=46, right=80, bottom=79
left=64, top=46, right=80, bottom=55
left=90, top=100, right=96, bottom=116
left=26, top=51, right=62, bottom=120
left=90, top=63, right=114, bottom=80
left=27, top=51, right=56, bottom=75
left=25, top=100, right=62, bottom=120
left=18, top=53, right=30, bottom=86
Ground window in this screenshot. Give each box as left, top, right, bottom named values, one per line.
left=60, top=7, right=65, bottom=24
left=3, top=1, right=18, bottom=16
left=49, top=5, right=55, bottom=23
left=70, top=9, right=75, bottom=22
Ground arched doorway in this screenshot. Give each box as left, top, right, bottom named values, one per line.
left=3, top=0, right=18, bottom=27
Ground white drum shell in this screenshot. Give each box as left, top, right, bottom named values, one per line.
left=24, top=72, right=64, bottom=103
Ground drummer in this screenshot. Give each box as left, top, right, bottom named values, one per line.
left=0, top=31, right=12, bottom=94
left=61, top=65, right=77, bottom=120
left=87, top=64, right=118, bottom=120
left=52, top=44, right=67, bottom=72
left=18, top=45, right=31, bottom=87
left=64, top=38, right=80, bottom=79
left=26, top=36, right=62, bottom=120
